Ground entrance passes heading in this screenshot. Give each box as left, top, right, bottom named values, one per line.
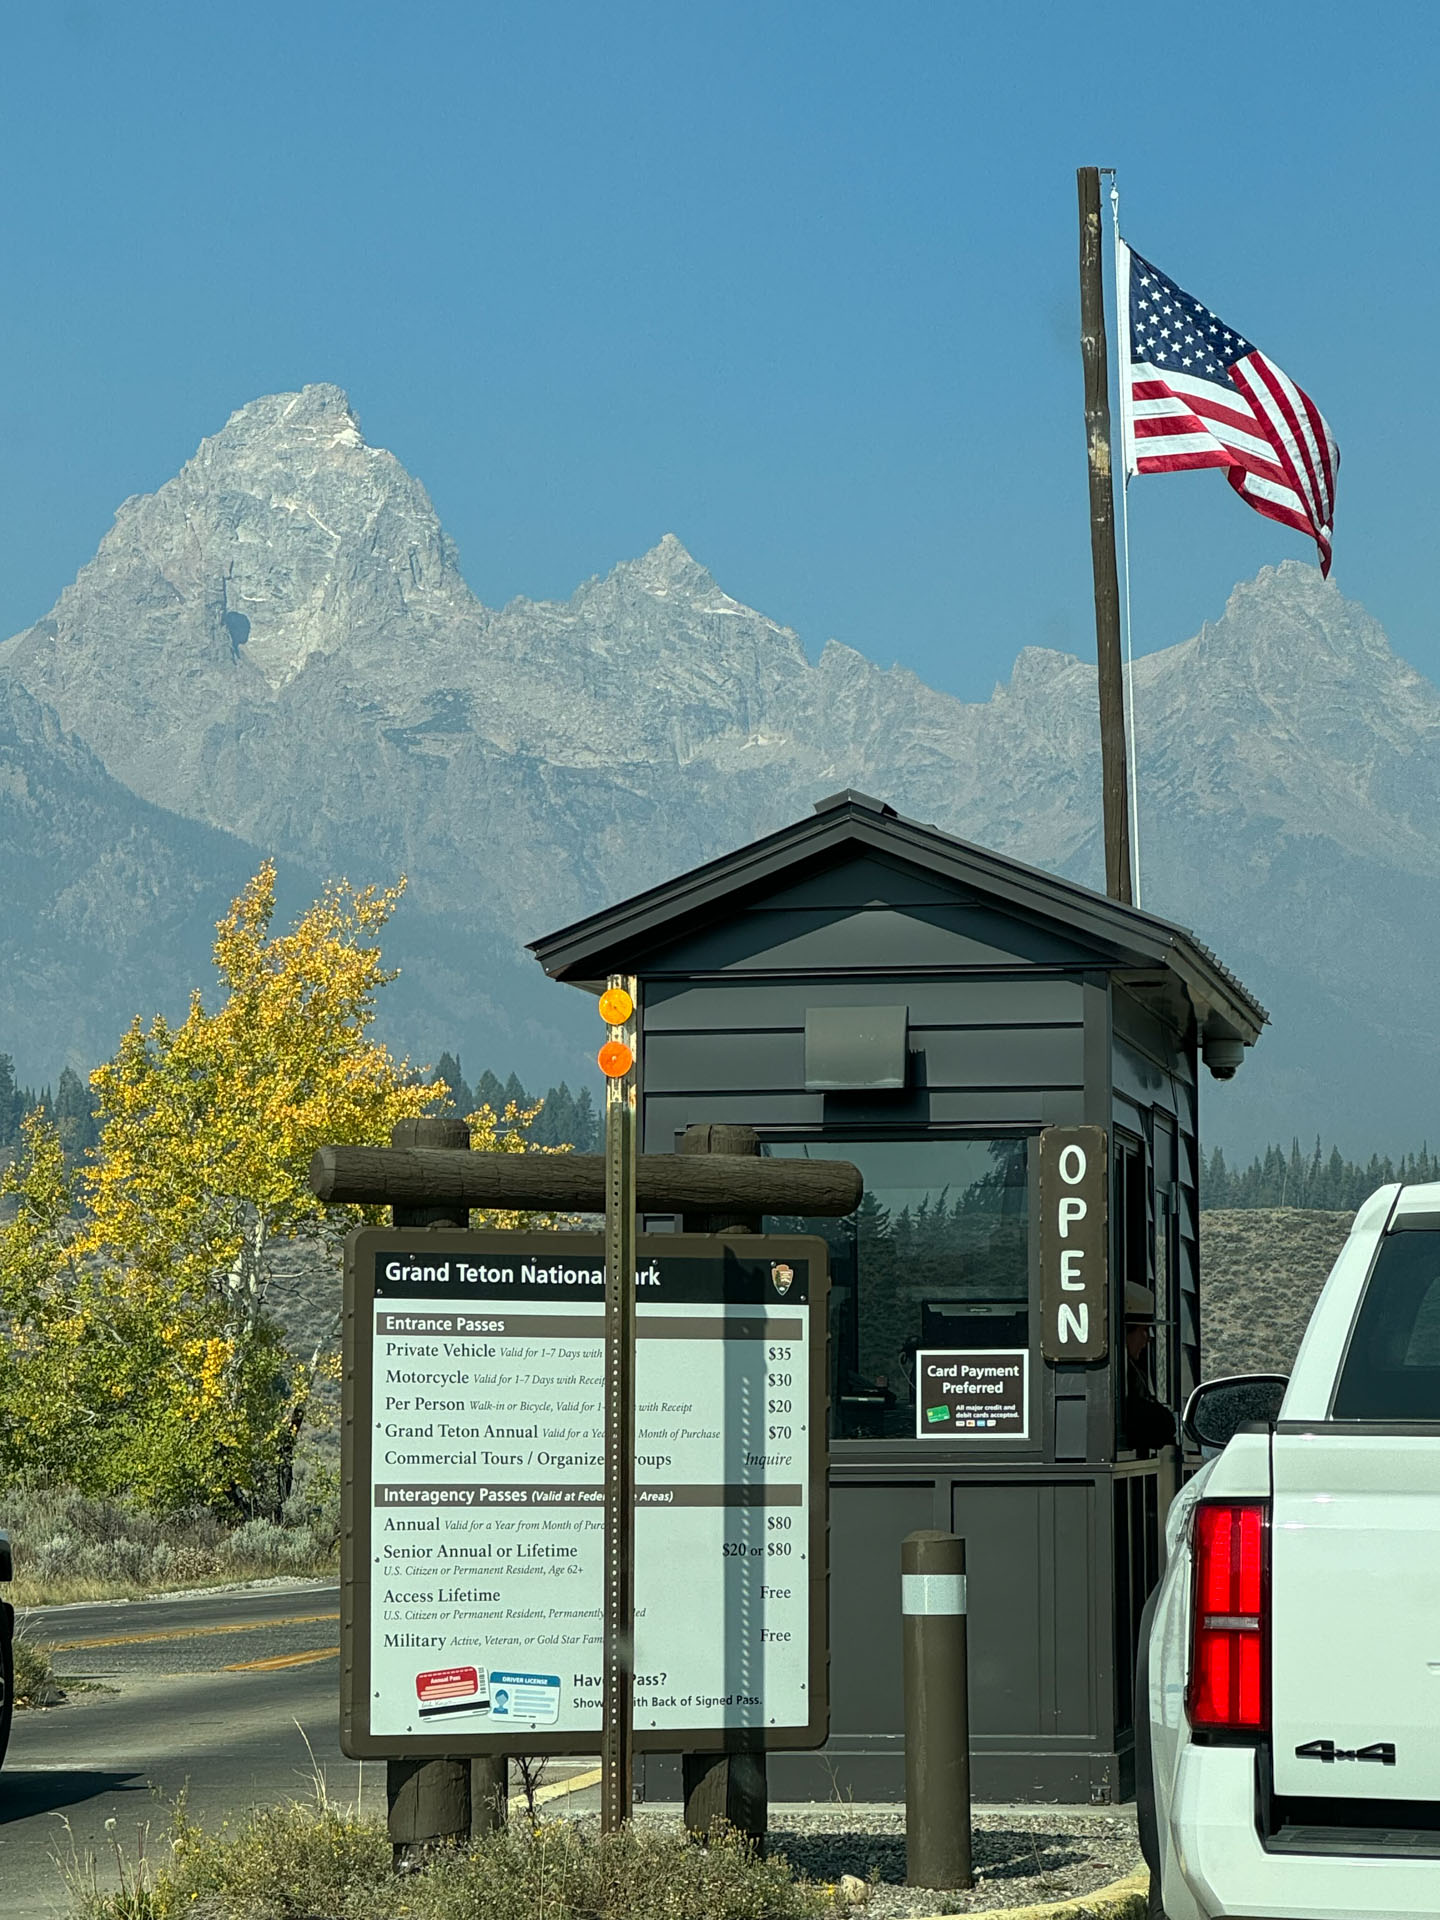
left=340, top=1229, right=829, bottom=1757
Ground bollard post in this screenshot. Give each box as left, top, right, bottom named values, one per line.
left=902, top=1529, right=972, bottom=1890
left=385, top=1116, right=507, bottom=1868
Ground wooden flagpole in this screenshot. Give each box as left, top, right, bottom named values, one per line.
left=1077, top=164, right=1134, bottom=906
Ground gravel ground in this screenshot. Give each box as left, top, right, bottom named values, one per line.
left=618, top=1806, right=1144, bottom=1916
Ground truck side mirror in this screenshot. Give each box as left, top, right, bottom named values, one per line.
left=1182, top=1374, right=1289, bottom=1453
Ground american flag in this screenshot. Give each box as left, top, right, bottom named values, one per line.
left=1118, top=244, right=1338, bottom=575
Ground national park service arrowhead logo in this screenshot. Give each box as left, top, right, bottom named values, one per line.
left=770, top=1262, right=794, bottom=1297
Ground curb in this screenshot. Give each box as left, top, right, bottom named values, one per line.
left=531, top=1765, right=602, bottom=1807
left=910, top=1869, right=1148, bottom=1920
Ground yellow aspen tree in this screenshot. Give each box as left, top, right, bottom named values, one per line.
left=0, top=1110, right=247, bottom=1506
left=74, top=863, right=433, bottom=1512
left=81, top=862, right=429, bottom=1314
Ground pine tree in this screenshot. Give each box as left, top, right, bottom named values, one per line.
left=573, top=1086, right=597, bottom=1151
left=474, top=1070, right=507, bottom=1114
left=1283, top=1137, right=1304, bottom=1207
left=55, top=1065, right=99, bottom=1153
left=1202, top=1145, right=1229, bottom=1207
left=535, top=1082, right=578, bottom=1149
left=0, top=1055, right=20, bottom=1148
left=1261, top=1144, right=1285, bottom=1206
left=1324, top=1146, right=1346, bottom=1208
left=431, top=1051, right=473, bottom=1117
left=503, top=1071, right=529, bottom=1111
left=1306, top=1136, right=1323, bottom=1207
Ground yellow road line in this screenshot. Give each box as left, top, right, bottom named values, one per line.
left=46, top=1610, right=339, bottom=1652
left=226, top=1645, right=340, bottom=1672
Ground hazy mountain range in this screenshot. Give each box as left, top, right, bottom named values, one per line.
left=2, top=382, right=1437, bottom=1157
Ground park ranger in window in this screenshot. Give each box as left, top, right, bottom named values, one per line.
left=1121, top=1282, right=1176, bottom=1453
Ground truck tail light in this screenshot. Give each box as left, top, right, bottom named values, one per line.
left=1187, top=1501, right=1269, bottom=1734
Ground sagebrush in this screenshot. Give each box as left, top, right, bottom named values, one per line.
left=3, top=1474, right=340, bottom=1606
left=63, top=1795, right=841, bottom=1920
left=13, top=1624, right=59, bottom=1707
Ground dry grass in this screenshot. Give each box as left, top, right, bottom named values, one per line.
left=13, top=1623, right=61, bottom=1707
left=1199, top=1207, right=1355, bottom=1379
left=60, top=1791, right=842, bottom=1920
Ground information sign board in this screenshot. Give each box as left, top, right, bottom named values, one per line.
left=340, top=1229, right=828, bottom=1756
left=915, top=1349, right=1029, bottom=1438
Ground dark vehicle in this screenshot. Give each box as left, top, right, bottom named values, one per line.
left=0, top=1530, right=12, bottom=1767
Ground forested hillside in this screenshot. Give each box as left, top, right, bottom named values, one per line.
left=1202, top=1140, right=1438, bottom=1209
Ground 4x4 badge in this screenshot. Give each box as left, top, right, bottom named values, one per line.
left=1295, top=1739, right=1396, bottom=1765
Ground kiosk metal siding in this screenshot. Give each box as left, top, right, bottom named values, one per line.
left=643, top=965, right=1087, bottom=1132
left=641, top=1024, right=1085, bottom=1097
left=1109, top=985, right=1204, bottom=1418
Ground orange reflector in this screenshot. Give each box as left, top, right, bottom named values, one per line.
left=597, top=987, right=634, bottom=1025
left=597, top=1040, right=634, bottom=1078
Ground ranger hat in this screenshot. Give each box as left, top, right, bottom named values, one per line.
left=1124, top=1281, right=1156, bottom=1322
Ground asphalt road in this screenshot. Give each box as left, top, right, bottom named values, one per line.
left=3, top=1581, right=361, bottom=1920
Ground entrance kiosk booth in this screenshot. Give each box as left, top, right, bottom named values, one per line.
left=531, top=792, right=1266, bottom=1803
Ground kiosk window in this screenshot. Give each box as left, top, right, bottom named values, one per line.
left=763, top=1136, right=1029, bottom=1439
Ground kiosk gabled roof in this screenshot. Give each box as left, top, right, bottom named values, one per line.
left=529, top=790, right=1267, bottom=1049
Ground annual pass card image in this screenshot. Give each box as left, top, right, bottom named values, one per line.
left=416, top=1665, right=490, bottom=1717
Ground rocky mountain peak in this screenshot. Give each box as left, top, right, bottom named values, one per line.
left=1163, top=560, right=1437, bottom=762
left=619, top=532, right=714, bottom=599
left=206, top=381, right=365, bottom=455
left=1002, top=645, right=1086, bottom=695
left=1188, top=560, right=1390, bottom=670
left=554, top=534, right=810, bottom=691
left=1, top=384, right=486, bottom=795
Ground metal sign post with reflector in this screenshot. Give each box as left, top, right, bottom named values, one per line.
left=598, top=976, right=639, bottom=1833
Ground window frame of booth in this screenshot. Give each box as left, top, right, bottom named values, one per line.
left=758, top=1125, right=1045, bottom=1462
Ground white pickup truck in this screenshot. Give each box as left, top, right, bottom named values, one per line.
left=1140, top=1180, right=1440, bottom=1919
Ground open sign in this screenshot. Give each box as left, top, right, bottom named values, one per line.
left=1038, top=1126, right=1109, bottom=1363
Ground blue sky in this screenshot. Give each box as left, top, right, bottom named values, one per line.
left=3, top=0, right=1435, bottom=701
